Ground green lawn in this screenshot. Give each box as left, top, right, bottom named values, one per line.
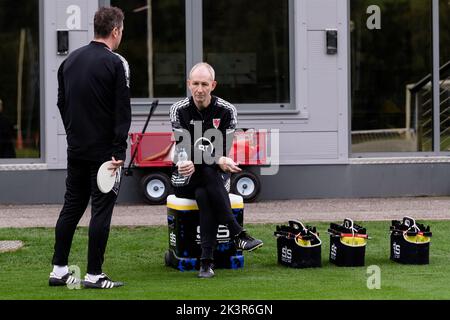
left=0, top=221, right=449, bottom=300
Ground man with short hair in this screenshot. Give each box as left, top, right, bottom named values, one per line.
left=49, top=6, right=131, bottom=289
left=170, top=62, right=263, bottom=279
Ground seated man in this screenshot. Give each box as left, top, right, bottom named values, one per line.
left=170, top=62, right=263, bottom=279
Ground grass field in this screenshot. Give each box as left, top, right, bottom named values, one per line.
left=0, top=221, right=449, bottom=300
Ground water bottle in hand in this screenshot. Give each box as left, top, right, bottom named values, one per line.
left=178, top=148, right=191, bottom=184
left=178, top=148, right=188, bottom=163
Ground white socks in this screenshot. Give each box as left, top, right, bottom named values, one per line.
left=52, top=265, right=69, bottom=278
left=52, top=266, right=104, bottom=283
left=85, top=273, right=104, bottom=283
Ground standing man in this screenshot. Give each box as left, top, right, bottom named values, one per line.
left=170, top=63, right=263, bottom=279
left=49, top=6, right=131, bottom=289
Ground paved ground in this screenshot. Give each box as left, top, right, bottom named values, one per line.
left=1, top=197, right=450, bottom=228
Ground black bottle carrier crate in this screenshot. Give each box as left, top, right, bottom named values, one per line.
left=274, top=220, right=322, bottom=268
left=390, top=216, right=432, bottom=265
left=328, top=219, right=368, bottom=267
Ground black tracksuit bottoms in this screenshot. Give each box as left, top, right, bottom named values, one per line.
left=52, top=158, right=117, bottom=275
left=174, top=166, right=243, bottom=261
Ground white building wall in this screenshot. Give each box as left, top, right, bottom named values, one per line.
left=43, top=0, right=349, bottom=170
left=286, top=0, right=349, bottom=164
left=44, top=0, right=98, bottom=169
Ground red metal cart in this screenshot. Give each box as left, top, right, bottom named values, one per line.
left=129, top=130, right=267, bottom=204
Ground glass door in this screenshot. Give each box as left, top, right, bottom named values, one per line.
left=351, top=0, right=433, bottom=153
left=440, top=0, right=450, bottom=151
left=0, top=0, right=40, bottom=159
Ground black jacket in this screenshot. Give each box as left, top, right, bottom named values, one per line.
left=169, top=96, right=237, bottom=186
left=57, top=41, right=131, bottom=162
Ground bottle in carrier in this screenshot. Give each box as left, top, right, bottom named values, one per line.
left=274, top=220, right=322, bottom=268
left=328, top=218, right=369, bottom=267
left=390, top=216, right=432, bottom=265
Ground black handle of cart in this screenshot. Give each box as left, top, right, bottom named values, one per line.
left=124, top=100, right=159, bottom=177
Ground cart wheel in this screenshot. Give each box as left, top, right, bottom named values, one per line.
left=141, top=172, right=172, bottom=205
left=164, top=251, right=172, bottom=267
left=230, top=171, right=261, bottom=203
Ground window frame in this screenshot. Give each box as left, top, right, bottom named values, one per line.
left=107, top=0, right=297, bottom=115
left=349, top=0, right=450, bottom=158
left=0, top=0, right=44, bottom=164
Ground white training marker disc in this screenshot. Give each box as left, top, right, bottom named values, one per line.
left=0, top=241, right=24, bottom=253
left=97, top=161, right=116, bottom=194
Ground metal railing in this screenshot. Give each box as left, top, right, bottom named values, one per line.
left=409, top=61, right=450, bottom=151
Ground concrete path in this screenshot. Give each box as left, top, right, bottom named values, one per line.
left=1, top=197, right=450, bottom=228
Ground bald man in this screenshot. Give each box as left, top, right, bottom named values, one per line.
left=170, top=63, right=263, bottom=279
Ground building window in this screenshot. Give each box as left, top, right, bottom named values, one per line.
left=111, top=0, right=292, bottom=108
left=0, top=0, right=40, bottom=159
left=203, top=0, right=291, bottom=105
left=440, top=0, right=450, bottom=151
left=112, top=0, right=187, bottom=98
left=351, top=0, right=433, bottom=153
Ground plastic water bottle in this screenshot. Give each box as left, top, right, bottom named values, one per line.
left=178, top=148, right=188, bottom=162
left=178, top=148, right=191, bottom=184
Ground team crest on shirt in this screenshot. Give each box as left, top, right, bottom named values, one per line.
left=213, top=119, right=221, bottom=129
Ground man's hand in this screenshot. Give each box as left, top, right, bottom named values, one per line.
left=218, top=157, right=242, bottom=174
left=178, top=160, right=195, bottom=177
left=109, top=157, right=124, bottom=176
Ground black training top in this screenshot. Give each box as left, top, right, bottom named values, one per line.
left=57, top=41, right=131, bottom=162
left=169, top=96, right=238, bottom=186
